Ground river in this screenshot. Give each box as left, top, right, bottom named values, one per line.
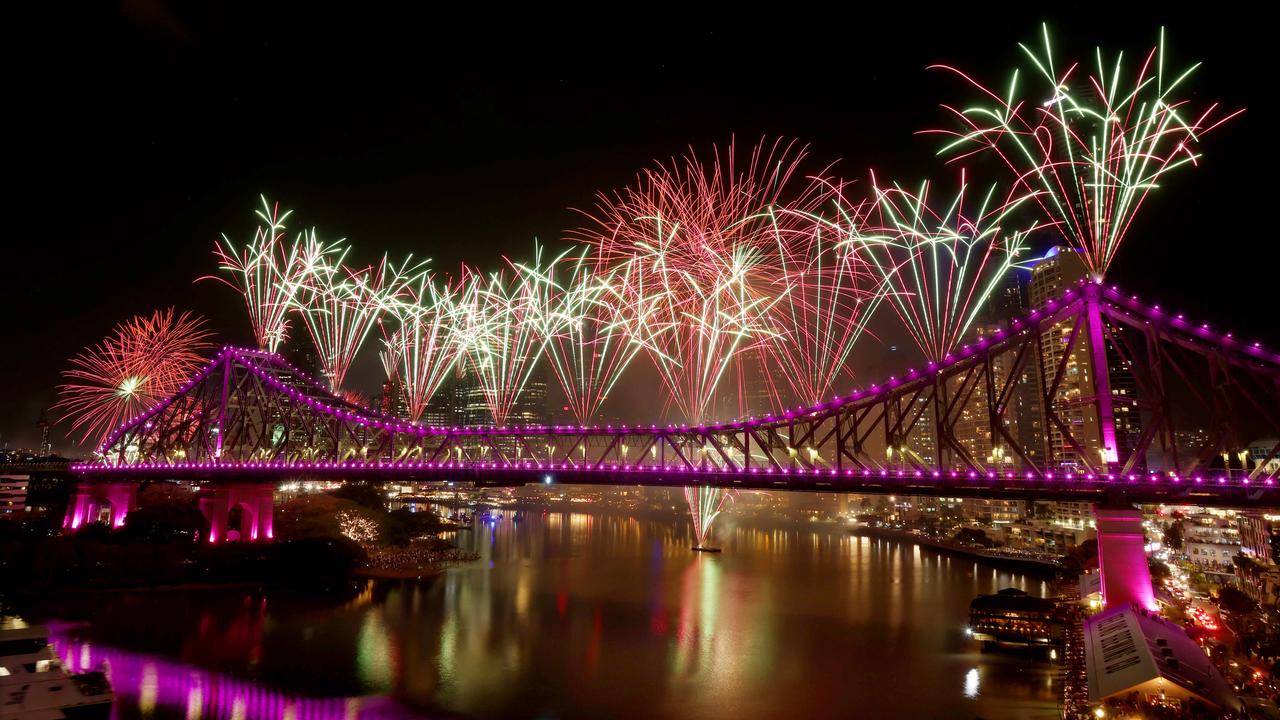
left=21, top=506, right=1061, bottom=719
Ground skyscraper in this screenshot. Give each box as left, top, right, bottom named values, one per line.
left=949, top=270, right=1043, bottom=469
left=1029, top=246, right=1101, bottom=469
left=1029, top=246, right=1144, bottom=531
left=37, top=412, right=52, bottom=457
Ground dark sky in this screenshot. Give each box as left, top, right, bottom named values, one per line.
left=6, top=4, right=1272, bottom=452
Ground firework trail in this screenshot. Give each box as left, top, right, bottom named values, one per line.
left=456, top=247, right=554, bottom=427
left=764, top=181, right=888, bottom=405
left=381, top=274, right=467, bottom=422
left=686, top=485, right=733, bottom=549
left=930, top=24, right=1241, bottom=279
left=56, top=309, right=214, bottom=450
left=576, top=137, right=813, bottom=424
left=849, top=172, right=1038, bottom=363
left=577, top=138, right=821, bottom=549
left=520, top=247, right=654, bottom=426
left=292, top=231, right=426, bottom=392
left=207, top=196, right=301, bottom=353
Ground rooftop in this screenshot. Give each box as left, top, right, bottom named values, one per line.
left=1085, top=604, right=1239, bottom=712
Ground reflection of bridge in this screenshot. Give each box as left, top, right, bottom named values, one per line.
left=49, top=626, right=420, bottom=720
left=63, top=280, right=1280, bottom=612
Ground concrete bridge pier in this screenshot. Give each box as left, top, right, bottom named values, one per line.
left=198, top=483, right=275, bottom=543
left=1094, top=505, right=1157, bottom=612
left=63, top=482, right=137, bottom=531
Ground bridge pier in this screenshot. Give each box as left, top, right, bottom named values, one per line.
left=63, top=482, right=137, bottom=531
left=1094, top=505, right=1157, bottom=612
left=198, top=483, right=275, bottom=543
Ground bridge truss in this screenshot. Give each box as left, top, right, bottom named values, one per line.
left=75, top=280, right=1280, bottom=504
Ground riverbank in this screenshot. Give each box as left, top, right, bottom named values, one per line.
left=851, top=524, right=1066, bottom=574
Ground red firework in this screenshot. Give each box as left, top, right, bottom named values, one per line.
left=573, top=137, right=878, bottom=422
left=55, top=309, right=215, bottom=450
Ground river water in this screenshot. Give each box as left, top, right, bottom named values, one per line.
left=25, top=507, right=1061, bottom=719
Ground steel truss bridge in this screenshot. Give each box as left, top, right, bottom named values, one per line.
left=74, top=280, right=1280, bottom=506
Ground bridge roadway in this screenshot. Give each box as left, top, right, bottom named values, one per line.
left=8, top=459, right=1278, bottom=507
left=50, top=459, right=1278, bottom=507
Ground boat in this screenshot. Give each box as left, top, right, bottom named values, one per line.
left=967, top=588, right=1063, bottom=651
left=692, top=546, right=722, bottom=553
left=1, top=619, right=113, bottom=719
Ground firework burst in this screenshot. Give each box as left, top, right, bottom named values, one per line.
left=686, top=485, right=733, bottom=549
left=575, top=138, right=814, bottom=424
left=291, top=230, right=427, bottom=392
left=381, top=274, right=467, bottom=422
left=576, top=138, right=823, bottom=550
left=456, top=248, right=553, bottom=427
left=56, top=309, right=215, bottom=450
left=931, top=24, right=1241, bottom=279
left=519, top=247, right=651, bottom=425
left=207, top=196, right=301, bottom=353
left=763, top=182, right=888, bottom=405
left=849, top=173, right=1037, bottom=363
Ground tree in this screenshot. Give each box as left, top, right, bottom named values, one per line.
left=330, top=482, right=387, bottom=511
left=276, top=494, right=364, bottom=541
left=957, top=527, right=994, bottom=547
left=1217, top=586, right=1257, bottom=615
left=118, top=482, right=205, bottom=543
left=384, top=507, right=445, bottom=546
left=1163, top=522, right=1184, bottom=551
left=269, top=537, right=367, bottom=587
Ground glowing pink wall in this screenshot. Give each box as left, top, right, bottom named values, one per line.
left=198, top=482, right=275, bottom=543
left=62, top=482, right=137, bottom=530
left=1094, top=506, right=1157, bottom=611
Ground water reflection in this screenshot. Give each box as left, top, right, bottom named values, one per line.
left=31, top=510, right=1059, bottom=719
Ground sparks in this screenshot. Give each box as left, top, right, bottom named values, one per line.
left=930, top=24, right=1241, bottom=279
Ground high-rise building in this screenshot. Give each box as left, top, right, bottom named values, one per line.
left=424, top=364, right=549, bottom=428
left=1027, top=246, right=1141, bottom=470
left=713, top=348, right=776, bottom=423
left=1239, top=510, right=1273, bottom=565
left=949, top=271, right=1044, bottom=469
left=1029, top=246, right=1097, bottom=468
left=281, top=330, right=325, bottom=386
left=1029, top=246, right=1147, bottom=529
left=37, top=412, right=52, bottom=458
left=508, top=367, right=549, bottom=427
left=0, top=476, right=28, bottom=516
left=377, top=378, right=412, bottom=420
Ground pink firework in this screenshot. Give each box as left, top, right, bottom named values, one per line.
left=763, top=177, right=886, bottom=406
left=573, top=137, right=823, bottom=424
left=56, top=309, right=215, bottom=450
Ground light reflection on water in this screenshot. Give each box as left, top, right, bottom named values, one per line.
left=34, top=508, right=1059, bottom=719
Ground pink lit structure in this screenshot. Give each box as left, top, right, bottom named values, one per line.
left=62, top=273, right=1279, bottom=623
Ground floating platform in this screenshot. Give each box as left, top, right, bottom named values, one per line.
left=692, top=546, right=722, bottom=553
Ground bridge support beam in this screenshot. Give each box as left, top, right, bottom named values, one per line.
left=198, top=482, right=275, bottom=543
left=1083, top=283, right=1119, bottom=466
left=1094, top=506, right=1157, bottom=612
left=63, top=482, right=137, bottom=531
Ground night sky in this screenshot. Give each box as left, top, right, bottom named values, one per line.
left=6, top=4, right=1272, bottom=452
